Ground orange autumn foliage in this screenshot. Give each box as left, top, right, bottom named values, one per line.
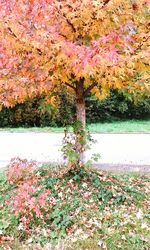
left=0, top=0, right=149, bottom=108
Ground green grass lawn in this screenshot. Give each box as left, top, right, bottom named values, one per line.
left=0, top=163, right=150, bottom=250
left=0, top=119, right=150, bottom=133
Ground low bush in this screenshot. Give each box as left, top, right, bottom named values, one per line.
left=6, top=158, right=36, bottom=185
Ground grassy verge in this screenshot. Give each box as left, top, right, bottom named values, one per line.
left=88, top=120, right=150, bottom=133
left=0, top=161, right=150, bottom=250
left=0, top=120, right=150, bottom=133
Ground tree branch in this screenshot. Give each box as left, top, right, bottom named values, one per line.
left=134, top=35, right=150, bottom=54
left=84, top=82, right=97, bottom=96
left=7, top=27, right=17, bottom=38
left=103, top=0, right=111, bottom=6
left=56, top=6, right=76, bottom=34
left=64, top=82, right=76, bottom=90
left=7, top=25, right=43, bottom=56
left=65, top=17, right=76, bottom=33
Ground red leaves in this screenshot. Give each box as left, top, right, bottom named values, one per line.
left=5, top=158, right=54, bottom=230
left=6, top=157, right=36, bottom=185
left=9, top=180, right=51, bottom=229
left=62, top=30, right=126, bottom=75
left=0, top=236, right=14, bottom=242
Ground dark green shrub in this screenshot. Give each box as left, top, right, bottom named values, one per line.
left=0, top=89, right=149, bottom=127
left=0, top=96, right=50, bottom=127
left=86, top=90, right=150, bottom=123
left=54, top=86, right=75, bottom=126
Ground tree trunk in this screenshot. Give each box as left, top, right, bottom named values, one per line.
left=64, top=79, right=97, bottom=168
left=76, top=79, right=86, bottom=128
left=75, top=79, right=86, bottom=165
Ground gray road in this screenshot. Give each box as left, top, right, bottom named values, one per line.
left=0, top=132, right=150, bottom=171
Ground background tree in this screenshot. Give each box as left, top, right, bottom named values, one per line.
left=0, top=0, right=150, bottom=161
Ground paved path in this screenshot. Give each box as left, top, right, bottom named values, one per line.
left=0, top=132, right=150, bottom=172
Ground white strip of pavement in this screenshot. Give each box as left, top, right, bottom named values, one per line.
left=0, top=132, right=150, bottom=169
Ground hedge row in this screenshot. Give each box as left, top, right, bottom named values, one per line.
left=86, top=90, right=150, bottom=123
left=0, top=90, right=149, bottom=127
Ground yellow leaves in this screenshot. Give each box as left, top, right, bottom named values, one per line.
left=80, top=7, right=93, bottom=21
left=36, top=28, right=46, bottom=36
left=60, top=21, right=75, bottom=40
left=84, top=78, right=94, bottom=89
left=92, top=0, right=103, bottom=8
left=127, top=61, right=135, bottom=69
left=6, top=21, right=24, bottom=40
left=45, top=96, right=57, bottom=106
left=135, top=62, right=150, bottom=73
left=0, top=0, right=149, bottom=107
left=112, top=78, right=123, bottom=89
left=59, top=72, right=69, bottom=83
left=30, top=40, right=41, bottom=50
left=91, top=85, right=109, bottom=100
left=56, top=52, right=67, bottom=65
left=100, top=77, right=107, bottom=88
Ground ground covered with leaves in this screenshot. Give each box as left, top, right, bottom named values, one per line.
left=0, top=158, right=150, bottom=250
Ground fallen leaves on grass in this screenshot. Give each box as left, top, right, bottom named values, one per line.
left=0, top=161, right=150, bottom=249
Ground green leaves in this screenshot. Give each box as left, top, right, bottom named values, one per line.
left=0, top=163, right=150, bottom=248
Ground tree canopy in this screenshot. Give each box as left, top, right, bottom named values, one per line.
left=0, top=0, right=149, bottom=108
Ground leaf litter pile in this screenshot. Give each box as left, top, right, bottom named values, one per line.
left=0, top=158, right=150, bottom=250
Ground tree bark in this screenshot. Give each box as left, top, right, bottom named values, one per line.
left=64, top=79, right=97, bottom=167
left=76, top=79, right=86, bottom=128
left=75, top=79, right=86, bottom=165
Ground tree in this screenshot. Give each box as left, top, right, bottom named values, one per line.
left=0, top=0, right=149, bottom=162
